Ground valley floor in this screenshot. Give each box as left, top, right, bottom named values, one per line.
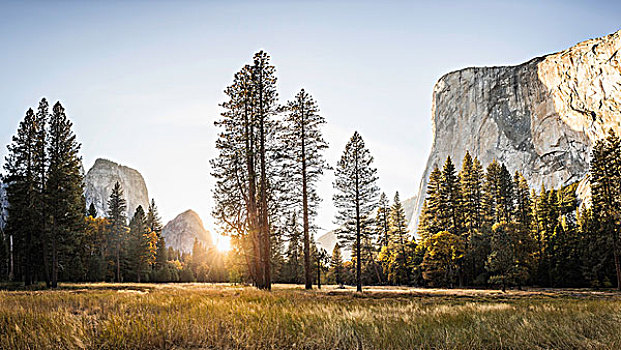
left=1, top=283, right=621, bottom=349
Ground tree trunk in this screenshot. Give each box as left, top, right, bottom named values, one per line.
left=51, top=233, right=57, bottom=288
left=614, top=237, right=621, bottom=291
left=116, top=242, right=121, bottom=282
left=258, top=69, right=271, bottom=291
left=317, top=258, right=321, bottom=289
left=355, top=151, right=362, bottom=293
left=302, top=105, right=312, bottom=290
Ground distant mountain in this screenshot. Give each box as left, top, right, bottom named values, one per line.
left=84, top=158, right=149, bottom=218
left=162, top=210, right=214, bottom=253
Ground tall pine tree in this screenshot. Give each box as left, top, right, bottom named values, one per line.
left=281, top=89, right=329, bottom=290
left=333, top=131, right=379, bottom=292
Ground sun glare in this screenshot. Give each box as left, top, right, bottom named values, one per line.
left=215, top=234, right=232, bottom=252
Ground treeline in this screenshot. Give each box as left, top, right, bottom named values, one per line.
left=412, top=131, right=621, bottom=290
left=0, top=98, right=230, bottom=286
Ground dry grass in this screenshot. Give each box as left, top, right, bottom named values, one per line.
left=1, top=283, right=621, bottom=349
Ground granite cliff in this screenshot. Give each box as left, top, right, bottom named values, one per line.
left=162, top=210, right=214, bottom=253
left=84, top=158, right=150, bottom=218
left=412, top=29, right=621, bottom=233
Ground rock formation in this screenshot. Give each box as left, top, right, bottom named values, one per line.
left=161, top=210, right=214, bottom=253
left=411, top=29, right=621, bottom=234
left=84, top=158, right=149, bottom=218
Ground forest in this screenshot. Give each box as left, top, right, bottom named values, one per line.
left=1, top=51, right=621, bottom=292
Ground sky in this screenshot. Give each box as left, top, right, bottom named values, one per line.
left=1, top=0, right=620, bottom=241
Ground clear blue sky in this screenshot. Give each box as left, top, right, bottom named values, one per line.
left=1, top=0, right=619, bottom=238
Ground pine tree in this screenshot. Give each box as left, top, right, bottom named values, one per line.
left=513, top=171, right=531, bottom=232
left=484, top=160, right=514, bottom=225
left=486, top=222, right=532, bottom=291
left=333, top=131, right=379, bottom=292
left=329, top=243, right=345, bottom=286
left=459, top=151, right=484, bottom=235
left=4, top=107, right=42, bottom=285
left=34, top=98, right=50, bottom=286
left=375, top=193, right=390, bottom=248
left=128, top=205, right=155, bottom=282
left=283, top=213, right=303, bottom=283
left=45, top=102, right=85, bottom=287
left=417, top=166, right=442, bottom=240
left=387, top=192, right=410, bottom=284
left=281, top=89, right=329, bottom=290
left=87, top=203, right=97, bottom=218
left=107, top=182, right=128, bottom=282
left=590, top=128, right=621, bottom=289
left=438, top=156, right=461, bottom=234
left=211, top=51, right=282, bottom=290
left=458, top=152, right=485, bottom=285
left=146, top=199, right=163, bottom=234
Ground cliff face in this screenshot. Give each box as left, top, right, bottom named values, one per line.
left=161, top=210, right=213, bottom=253
left=84, top=158, right=150, bottom=218
left=412, top=30, right=621, bottom=233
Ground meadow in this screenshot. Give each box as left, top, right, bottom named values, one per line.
left=1, top=283, right=621, bottom=349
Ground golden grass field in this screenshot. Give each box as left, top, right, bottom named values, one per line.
left=1, top=283, right=621, bottom=349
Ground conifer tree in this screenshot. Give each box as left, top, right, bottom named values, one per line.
left=128, top=205, right=155, bottom=282
left=459, top=152, right=484, bottom=235
left=146, top=199, right=163, bottom=234
left=45, top=102, right=85, bottom=287
left=417, top=166, right=442, bottom=240
left=4, top=108, right=42, bottom=285
left=283, top=213, right=303, bottom=283
left=333, top=131, right=379, bottom=292
left=107, top=182, right=128, bottom=282
left=387, top=192, right=410, bottom=284
left=375, top=193, right=390, bottom=248
left=281, top=89, right=329, bottom=290
left=486, top=222, right=532, bottom=291
left=513, top=172, right=532, bottom=233
left=438, top=157, right=461, bottom=233
left=590, top=128, right=621, bottom=289
left=87, top=203, right=97, bottom=218
left=484, top=160, right=514, bottom=225
left=329, top=243, right=345, bottom=286
left=211, top=51, right=282, bottom=290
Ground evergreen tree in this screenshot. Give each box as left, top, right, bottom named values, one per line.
left=438, top=156, right=461, bottom=233
left=45, top=102, right=85, bottom=287
left=484, top=160, right=514, bottom=225
left=281, top=89, right=329, bottom=289
left=459, top=151, right=484, bottom=234
left=329, top=243, right=345, bottom=286
left=87, top=203, right=97, bottom=218
left=282, top=213, right=303, bottom=283
left=146, top=198, right=163, bottom=234
left=417, top=166, right=442, bottom=240
left=387, top=192, right=410, bottom=284
left=513, top=172, right=532, bottom=232
left=211, top=51, right=282, bottom=290
left=333, top=131, right=379, bottom=292
left=486, top=222, right=533, bottom=291
left=128, top=205, right=156, bottom=282
left=375, top=193, right=390, bottom=248
left=107, top=181, right=128, bottom=282
left=4, top=107, right=43, bottom=285
left=590, top=128, right=621, bottom=289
